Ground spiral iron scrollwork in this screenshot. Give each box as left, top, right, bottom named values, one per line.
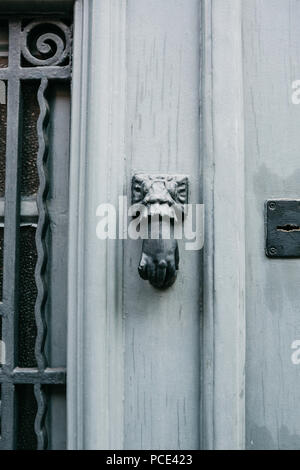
left=21, top=21, right=71, bottom=66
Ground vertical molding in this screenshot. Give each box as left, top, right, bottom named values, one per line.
left=67, top=0, right=126, bottom=449
left=201, top=0, right=246, bottom=449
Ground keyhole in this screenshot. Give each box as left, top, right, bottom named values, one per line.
left=277, top=224, right=300, bottom=232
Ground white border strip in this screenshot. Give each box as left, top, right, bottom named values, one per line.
left=0, top=340, right=5, bottom=365
left=67, top=0, right=126, bottom=450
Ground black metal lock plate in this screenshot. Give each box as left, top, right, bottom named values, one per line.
left=265, top=200, right=300, bottom=257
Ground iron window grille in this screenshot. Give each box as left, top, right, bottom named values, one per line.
left=0, top=16, right=72, bottom=450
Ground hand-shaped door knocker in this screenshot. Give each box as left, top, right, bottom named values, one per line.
left=131, top=174, right=189, bottom=289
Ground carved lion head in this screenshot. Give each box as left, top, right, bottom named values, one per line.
left=132, top=174, right=189, bottom=220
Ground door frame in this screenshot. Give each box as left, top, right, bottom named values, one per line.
left=67, top=0, right=246, bottom=450
left=67, top=0, right=126, bottom=450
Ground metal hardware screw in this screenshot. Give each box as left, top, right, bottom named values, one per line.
left=269, top=202, right=276, bottom=210
left=269, top=247, right=277, bottom=255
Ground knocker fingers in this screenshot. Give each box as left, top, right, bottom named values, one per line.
left=163, top=260, right=177, bottom=288
left=155, top=260, right=167, bottom=288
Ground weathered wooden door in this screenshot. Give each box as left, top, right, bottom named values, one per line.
left=2, top=0, right=300, bottom=451
left=68, top=0, right=300, bottom=450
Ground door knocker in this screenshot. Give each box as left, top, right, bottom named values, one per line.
left=131, top=174, right=189, bottom=289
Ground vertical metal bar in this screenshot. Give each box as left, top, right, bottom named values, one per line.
left=1, top=21, right=22, bottom=449
left=0, top=383, right=16, bottom=450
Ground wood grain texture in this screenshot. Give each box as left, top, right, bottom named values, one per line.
left=124, top=0, right=201, bottom=450
left=243, top=0, right=300, bottom=450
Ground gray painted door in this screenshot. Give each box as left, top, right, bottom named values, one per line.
left=243, top=0, right=300, bottom=450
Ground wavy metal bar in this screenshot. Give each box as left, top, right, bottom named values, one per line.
left=35, top=77, right=50, bottom=372
left=34, top=384, right=48, bottom=450
left=33, top=77, right=50, bottom=450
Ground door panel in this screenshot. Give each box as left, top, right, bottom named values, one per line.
left=124, top=0, right=201, bottom=450
left=243, top=0, right=300, bottom=450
